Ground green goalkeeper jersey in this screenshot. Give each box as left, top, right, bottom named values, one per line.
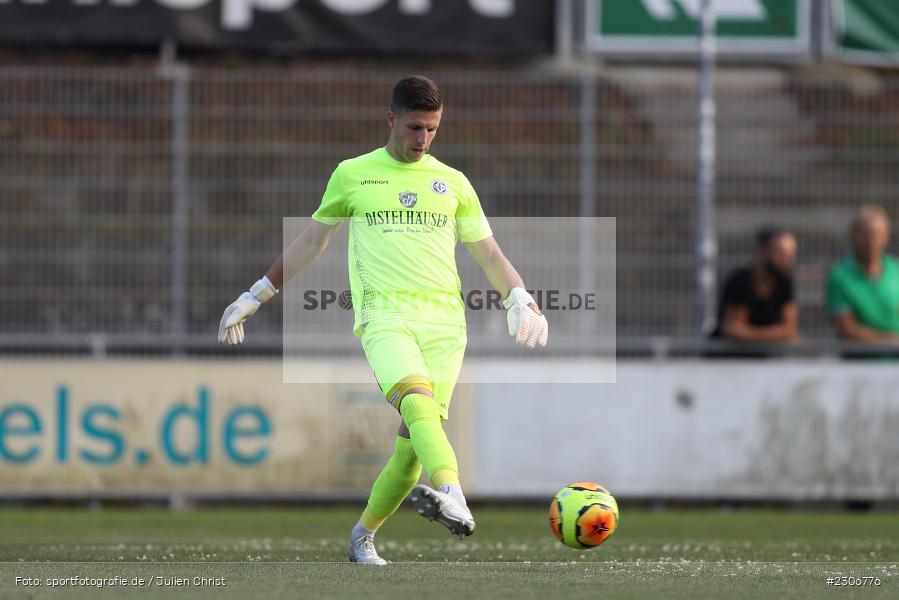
left=312, top=147, right=493, bottom=334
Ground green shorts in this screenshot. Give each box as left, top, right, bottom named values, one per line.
left=359, top=318, right=467, bottom=420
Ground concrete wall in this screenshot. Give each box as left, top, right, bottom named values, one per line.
left=1, top=359, right=897, bottom=500
left=473, top=361, right=899, bottom=500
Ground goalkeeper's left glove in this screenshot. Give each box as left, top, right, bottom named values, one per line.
left=503, top=287, right=548, bottom=349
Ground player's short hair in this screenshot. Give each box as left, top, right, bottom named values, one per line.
left=852, top=204, right=889, bottom=235
left=755, top=227, right=791, bottom=250
left=390, top=75, right=442, bottom=114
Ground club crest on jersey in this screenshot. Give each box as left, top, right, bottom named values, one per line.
left=399, top=191, right=418, bottom=208
left=431, top=179, right=448, bottom=195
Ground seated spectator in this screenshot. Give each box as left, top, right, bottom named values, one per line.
left=827, top=205, right=899, bottom=341
left=712, top=228, right=798, bottom=342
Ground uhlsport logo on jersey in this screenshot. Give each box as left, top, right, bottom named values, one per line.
left=399, top=191, right=417, bottom=208
left=431, top=179, right=448, bottom=194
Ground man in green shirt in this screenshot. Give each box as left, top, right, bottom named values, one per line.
left=217, top=76, right=548, bottom=565
left=826, top=205, right=899, bottom=341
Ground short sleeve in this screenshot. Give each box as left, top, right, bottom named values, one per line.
left=311, top=165, right=349, bottom=225
left=720, top=270, right=749, bottom=308
left=455, top=174, right=492, bottom=243
left=825, top=267, right=850, bottom=314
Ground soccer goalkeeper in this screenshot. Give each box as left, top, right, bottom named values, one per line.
left=218, top=75, right=548, bottom=565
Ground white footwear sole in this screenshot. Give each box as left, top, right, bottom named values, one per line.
left=348, top=555, right=388, bottom=566
left=350, top=558, right=388, bottom=567
left=409, top=484, right=475, bottom=539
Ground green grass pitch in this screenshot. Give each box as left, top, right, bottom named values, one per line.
left=0, top=507, right=896, bottom=599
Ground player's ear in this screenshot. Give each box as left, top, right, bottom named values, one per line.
left=387, top=111, right=397, bottom=130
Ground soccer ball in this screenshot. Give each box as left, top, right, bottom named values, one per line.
left=548, top=482, right=619, bottom=549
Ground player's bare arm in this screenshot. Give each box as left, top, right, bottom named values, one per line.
left=464, top=236, right=549, bottom=349
left=266, top=220, right=342, bottom=289
left=218, top=220, right=341, bottom=345
left=722, top=302, right=799, bottom=342
left=832, top=311, right=898, bottom=342
left=463, top=235, right=524, bottom=298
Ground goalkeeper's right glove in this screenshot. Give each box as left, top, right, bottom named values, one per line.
left=217, top=276, right=278, bottom=345
left=503, top=287, right=549, bottom=349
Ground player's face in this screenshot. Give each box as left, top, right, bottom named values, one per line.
left=852, top=216, right=889, bottom=263
left=766, top=233, right=797, bottom=277
left=387, top=108, right=442, bottom=163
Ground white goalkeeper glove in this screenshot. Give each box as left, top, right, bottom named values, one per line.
left=217, top=276, right=278, bottom=345
left=503, top=287, right=548, bottom=349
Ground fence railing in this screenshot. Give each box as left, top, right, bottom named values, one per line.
left=2, top=64, right=898, bottom=356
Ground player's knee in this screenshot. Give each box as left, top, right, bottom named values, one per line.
left=405, top=386, right=433, bottom=398
left=385, top=375, right=433, bottom=411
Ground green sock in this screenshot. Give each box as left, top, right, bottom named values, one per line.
left=399, top=393, right=459, bottom=486
left=362, top=436, right=421, bottom=530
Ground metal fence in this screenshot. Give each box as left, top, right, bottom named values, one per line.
left=1, top=63, right=898, bottom=355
